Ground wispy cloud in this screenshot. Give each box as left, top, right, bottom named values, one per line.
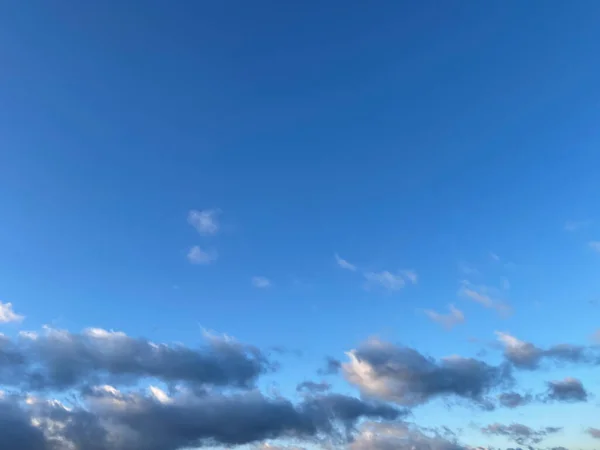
left=187, top=246, right=217, bottom=264
left=188, top=209, right=220, bottom=235
left=459, top=281, right=511, bottom=316
left=490, top=252, right=500, bottom=262
left=0, top=301, right=24, bottom=323
left=565, top=220, right=592, bottom=232
left=589, top=241, right=600, bottom=253
left=364, top=270, right=417, bottom=292
left=252, top=276, right=271, bottom=289
left=334, top=253, right=357, bottom=271
left=424, top=304, right=464, bottom=330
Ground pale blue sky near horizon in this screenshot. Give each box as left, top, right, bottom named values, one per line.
left=2, top=2, right=600, bottom=449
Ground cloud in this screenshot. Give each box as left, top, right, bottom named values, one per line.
left=318, top=357, right=342, bottom=376
left=0, top=302, right=24, bottom=324
left=296, top=381, right=330, bottom=393
left=364, top=270, right=417, bottom=292
left=459, top=281, right=511, bottom=316
left=424, top=304, right=465, bottom=330
left=335, top=253, right=357, bottom=271
left=187, top=246, right=217, bottom=264
left=495, top=332, right=590, bottom=369
left=1, top=327, right=271, bottom=391
left=587, top=428, right=600, bottom=439
left=564, top=220, right=592, bottom=232
left=342, top=338, right=511, bottom=407
left=543, top=377, right=588, bottom=402
left=0, top=389, right=404, bottom=450
left=350, top=422, right=466, bottom=450
left=481, top=423, right=561, bottom=446
left=187, top=209, right=220, bottom=235
left=497, top=392, right=532, bottom=409
left=252, top=277, right=272, bottom=289
left=589, top=241, right=600, bottom=253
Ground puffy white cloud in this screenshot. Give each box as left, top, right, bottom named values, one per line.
left=187, top=209, right=220, bottom=235
left=0, top=302, right=24, bottom=324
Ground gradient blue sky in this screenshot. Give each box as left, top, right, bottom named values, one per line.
left=2, top=2, right=600, bottom=449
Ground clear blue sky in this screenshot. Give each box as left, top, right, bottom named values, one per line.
left=1, top=2, right=600, bottom=450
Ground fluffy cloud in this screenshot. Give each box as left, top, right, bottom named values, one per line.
left=481, top=423, right=561, bottom=446
left=342, top=338, right=511, bottom=407
left=187, top=245, right=217, bottom=264
left=497, top=392, right=532, bottom=409
left=187, top=209, right=220, bottom=235
left=496, top=332, right=590, bottom=369
left=0, top=327, right=271, bottom=391
left=0, top=302, right=24, bottom=323
left=543, top=377, right=588, bottom=402
left=252, top=276, right=272, bottom=288
left=0, top=389, right=404, bottom=450
left=364, top=270, right=417, bottom=292
left=424, top=304, right=465, bottom=330
left=335, top=253, right=357, bottom=271
left=349, top=422, right=466, bottom=450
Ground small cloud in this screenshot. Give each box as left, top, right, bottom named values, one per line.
left=459, top=281, right=511, bottom=317
left=364, top=270, right=417, bottom=292
left=587, top=428, right=600, bottom=439
left=565, top=220, right=592, bottom=232
left=187, top=246, right=217, bottom=264
left=543, top=377, right=588, bottom=403
left=334, top=253, right=357, bottom=271
left=252, top=276, right=271, bottom=289
left=0, top=301, right=24, bottom=323
left=589, top=241, right=600, bottom=253
left=187, top=209, right=220, bottom=235
left=424, top=304, right=465, bottom=330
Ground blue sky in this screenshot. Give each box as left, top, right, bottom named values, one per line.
left=2, top=2, right=600, bottom=450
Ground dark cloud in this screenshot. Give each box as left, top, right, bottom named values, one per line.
left=0, top=388, right=405, bottom=450
left=0, top=399, right=48, bottom=450
left=496, top=333, right=592, bottom=370
left=497, top=392, right=532, bottom=409
left=296, top=381, right=331, bottom=393
left=318, top=357, right=341, bottom=375
left=1, top=328, right=272, bottom=391
left=587, top=428, right=600, bottom=439
left=481, top=423, right=561, bottom=446
left=543, top=377, right=588, bottom=402
left=343, top=338, right=511, bottom=407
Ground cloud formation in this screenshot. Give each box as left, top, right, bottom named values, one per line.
left=364, top=270, right=417, bottom=292
left=496, top=332, right=591, bottom=369
left=187, top=209, right=220, bottom=235
left=458, top=281, right=511, bottom=316
left=0, top=302, right=24, bottom=323
left=543, top=377, right=588, bottom=402
left=342, top=338, right=510, bottom=407
left=424, top=304, right=465, bottom=330
left=0, top=327, right=271, bottom=391
left=187, top=245, right=217, bottom=264
left=252, top=276, right=272, bottom=289
left=497, top=392, right=532, bottom=409
left=335, top=253, right=357, bottom=271
left=481, top=423, right=561, bottom=446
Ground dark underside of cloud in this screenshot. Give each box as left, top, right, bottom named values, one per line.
left=0, top=328, right=587, bottom=450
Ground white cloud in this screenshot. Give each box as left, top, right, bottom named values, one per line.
left=589, top=241, right=600, bottom=253
left=400, top=270, right=418, bottom=284
left=187, top=246, right=217, bottom=264
left=0, top=301, right=24, bottom=323
left=364, top=271, right=405, bottom=291
left=424, top=304, right=465, bottom=330
left=565, top=220, right=592, bottom=232
left=334, top=253, right=357, bottom=271
left=252, top=276, right=271, bottom=289
left=187, top=209, right=220, bottom=235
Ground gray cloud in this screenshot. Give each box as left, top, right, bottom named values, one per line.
left=296, top=381, right=331, bottom=393
left=543, top=377, right=588, bottom=402
left=343, top=338, right=512, bottom=407
left=587, top=428, right=600, bottom=439
left=349, top=422, right=466, bottom=450
left=481, top=423, right=561, bottom=446
left=497, top=392, right=532, bottom=409
left=0, top=389, right=405, bottom=450
left=318, top=357, right=341, bottom=375
left=1, top=327, right=272, bottom=391
left=496, top=332, right=591, bottom=370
